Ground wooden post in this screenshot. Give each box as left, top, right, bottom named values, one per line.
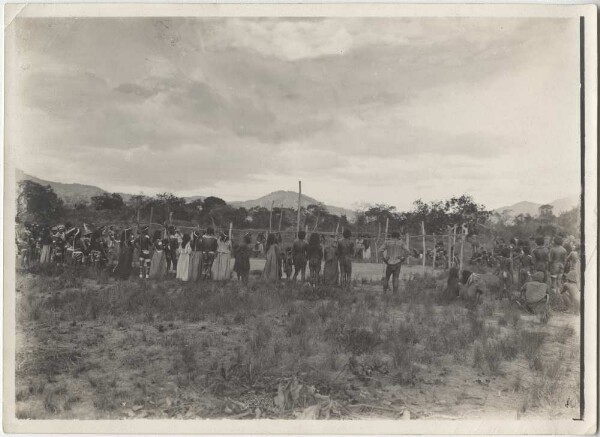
left=459, top=225, right=465, bottom=273
left=278, top=203, right=284, bottom=232
left=453, top=225, right=457, bottom=267
left=406, top=233, right=410, bottom=266
left=421, top=221, right=426, bottom=276
left=382, top=218, right=389, bottom=276
left=447, top=227, right=452, bottom=269
left=432, top=233, right=437, bottom=270
left=269, top=200, right=274, bottom=233
left=296, top=181, right=302, bottom=233
left=149, top=206, right=154, bottom=226
left=376, top=222, right=381, bottom=263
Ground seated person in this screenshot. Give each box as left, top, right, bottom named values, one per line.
left=560, top=271, right=580, bottom=314
left=520, top=272, right=549, bottom=314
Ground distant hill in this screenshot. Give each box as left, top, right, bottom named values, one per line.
left=16, top=169, right=107, bottom=205
left=230, top=190, right=355, bottom=219
left=16, top=171, right=354, bottom=219
left=494, top=195, right=579, bottom=217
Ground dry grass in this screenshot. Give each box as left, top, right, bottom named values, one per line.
left=15, top=265, right=579, bottom=419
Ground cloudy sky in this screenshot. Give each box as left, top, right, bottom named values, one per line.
left=9, top=17, right=581, bottom=211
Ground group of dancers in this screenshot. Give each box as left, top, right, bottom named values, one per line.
left=15, top=221, right=362, bottom=288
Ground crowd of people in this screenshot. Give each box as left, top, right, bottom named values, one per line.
left=473, top=235, right=581, bottom=313
left=15, top=222, right=399, bottom=290
left=15, top=221, right=581, bottom=309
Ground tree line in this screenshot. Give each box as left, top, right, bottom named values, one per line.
left=16, top=180, right=579, bottom=239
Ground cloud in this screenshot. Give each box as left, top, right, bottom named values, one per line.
left=10, top=16, right=580, bottom=210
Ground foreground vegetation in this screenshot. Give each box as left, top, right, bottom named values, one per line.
left=15, top=265, right=580, bottom=420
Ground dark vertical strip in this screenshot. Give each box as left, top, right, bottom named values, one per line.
left=578, top=15, right=585, bottom=421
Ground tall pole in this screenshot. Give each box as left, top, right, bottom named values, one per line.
left=297, top=181, right=302, bottom=234
left=406, top=232, right=410, bottom=266
left=421, top=221, right=426, bottom=276
left=376, top=222, right=381, bottom=263
left=269, top=200, right=274, bottom=234
left=459, top=224, right=466, bottom=273
left=447, top=227, right=452, bottom=269
left=149, top=206, right=154, bottom=227
left=432, top=233, right=437, bottom=270
left=278, top=203, right=284, bottom=232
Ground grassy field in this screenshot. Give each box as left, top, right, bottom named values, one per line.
left=14, top=263, right=580, bottom=420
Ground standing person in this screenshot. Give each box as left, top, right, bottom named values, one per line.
left=167, top=227, right=180, bottom=274
left=136, top=226, right=152, bottom=279
left=323, top=234, right=339, bottom=285
left=470, top=234, right=480, bottom=255
left=201, top=227, right=218, bottom=279
left=378, top=231, right=409, bottom=294
left=363, top=237, right=371, bottom=261
left=566, top=244, right=581, bottom=288
left=497, top=247, right=514, bottom=299
left=176, top=233, right=192, bottom=281
left=532, top=236, right=549, bottom=283
left=189, top=230, right=203, bottom=282
left=233, top=233, right=252, bottom=285
left=149, top=230, right=167, bottom=280
left=71, top=229, right=87, bottom=265
left=212, top=232, right=232, bottom=281
left=52, top=225, right=66, bottom=265
left=164, top=226, right=173, bottom=272
left=337, top=229, right=355, bottom=289
left=307, top=233, right=323, bottom=288
left=262, top=233, right=280, bottom=281
left=39, top=226, right=53, bottom=264
left=282, top=246, right=294, bottom=280
left=549, top=236, right=568, bottom=293
left=292, top=230, right=308, bottom=282
left=517, top=246, right=534, bottom=287
left=113, top=228, right=134, bottom=280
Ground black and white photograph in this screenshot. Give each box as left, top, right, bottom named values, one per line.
left=3, top=3, right=597, bottom=434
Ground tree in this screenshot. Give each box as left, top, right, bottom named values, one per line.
left=365, top=204, right=396, bottom=225
left=306, top=203, right=328, bottom=229
left=538, top=204, right=554, bottom=222
left=556, top=206, right=580, bottom=236
left=202, top=196, right=227, bottom=213
left=17, top=180, right=64, bottom=223
left=91, top=193, right=124, bottom=210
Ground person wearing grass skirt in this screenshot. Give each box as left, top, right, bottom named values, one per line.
left=262, top=233, right=280, bottom=281
left=322, top=235, right=339, bottom=286
left=39, top=226, right=53, bottom=264
left=176, top=233, right=192, bottom=281
left=189, top=230, right=203, bottom=282
left=113, top=229, right=134, bottom=280
left=212, top=232, right=232, bottom=280
left=149, top=230, right=167, bottom=280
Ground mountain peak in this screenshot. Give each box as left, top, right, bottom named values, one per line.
left=494, top=195, right=579, bottom=217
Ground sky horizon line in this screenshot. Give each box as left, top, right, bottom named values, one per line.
left=18, top=168, right=580, bottom=213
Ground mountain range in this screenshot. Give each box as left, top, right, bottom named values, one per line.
left=494, top=195, right=580, bottom=217
left=17, top=169, right=579, bottom=219
left=16, top=170, right=354, bottom=218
